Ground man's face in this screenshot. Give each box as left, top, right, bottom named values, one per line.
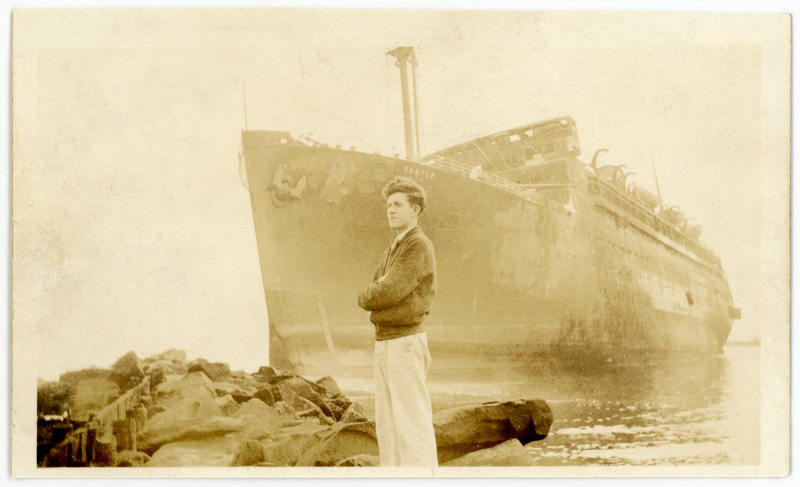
left=386, top=192, right=418, bottom=231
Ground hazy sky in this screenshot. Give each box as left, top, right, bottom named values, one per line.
left=12, top=10, right=787, bottom=380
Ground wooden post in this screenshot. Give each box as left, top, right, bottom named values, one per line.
left=86, top=428, right=96, bottom=464
left=112, top=420, right=130, bottom=452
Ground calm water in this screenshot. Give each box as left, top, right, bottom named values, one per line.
left=331, top=344, right=760, bottom=466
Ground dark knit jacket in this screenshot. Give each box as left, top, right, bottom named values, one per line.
left=357, top=225, right=437, bottom=341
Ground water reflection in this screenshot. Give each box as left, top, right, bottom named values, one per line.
left=339, top=344, right=760, bottom=466
left=519, top=346, right=759, bottom=465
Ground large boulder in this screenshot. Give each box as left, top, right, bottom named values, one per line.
left=295, top=421, right=379, bottom=467
left=228, top=398, right=284, bottom=440
left=253, top=386, right=278, bottom=406
left=143, top=359, right=187, bottom=377
left=145, top=436, right=240, bottom=467
left=254, top=366, right=281, bottom=383
left=187, top=359, right=231, bottom=382
left=144, top=349, right=187, bottom=364
left=110, top=352, right=145, bottom=391
left=434, top=399, right=553, bottom=464
left=138, top=416, right=244, bottom=455
left=151, top=386, right=223, bottom=424
left=257, top=420, right=333, bottom=467
left=155, top=371, right=216, bottom=399
left=442, top=438, right=537, bottom=467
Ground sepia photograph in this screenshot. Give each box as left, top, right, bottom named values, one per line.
left=9, top=4, right=791, bottom=479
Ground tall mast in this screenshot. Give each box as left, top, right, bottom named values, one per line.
left=651, top=156, right=663, bottom=202
left=387, top=47, right=419, bottom=161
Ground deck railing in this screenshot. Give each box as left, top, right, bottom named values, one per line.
left=422, top=155, right=544, bottom=204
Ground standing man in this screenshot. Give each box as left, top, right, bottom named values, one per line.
left=357, top=176, right=438, bottom=467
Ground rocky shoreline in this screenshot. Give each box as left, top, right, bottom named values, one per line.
left=37, top=349, right=553, bottom=467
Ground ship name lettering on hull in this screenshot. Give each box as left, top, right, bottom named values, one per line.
left=403, top=166, right=435, bottom=179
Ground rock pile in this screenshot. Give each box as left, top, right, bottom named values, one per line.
left=139, top=354, right=376, bottom=467
left=38, top=349, right=554, bottom=468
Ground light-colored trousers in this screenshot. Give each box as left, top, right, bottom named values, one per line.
left=373, top=332, right=439, bottom=467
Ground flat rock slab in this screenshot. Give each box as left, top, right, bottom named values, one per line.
left=145, top=436, right=240, bottom=467
left=138, top=416, right=243, bottom=454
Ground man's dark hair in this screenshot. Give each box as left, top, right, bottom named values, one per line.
left=382, top=176, right=427, bottom=214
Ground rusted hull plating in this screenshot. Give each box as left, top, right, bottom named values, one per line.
left=242, top=131, right=735, bottom=373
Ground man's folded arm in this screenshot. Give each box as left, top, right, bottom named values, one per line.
left=358, top=240, right=426, bottom=311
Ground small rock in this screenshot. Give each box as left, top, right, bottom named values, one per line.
left=273, top=401, right=297, bottom=418
left=117, top=450, right=151, bottom=467
left=297, top=397, right=333, bottom=424
left=232, top=439, right=266, bottom=466
left=254, top=387, right=276, bottom=406
left=215, top=394, right=241, bottom=416
left=315, top=376, right=342, bottom=398
left=330, top=398, right=352, bottom=410
left=230, top=389, right=255, bottom=404
left=335, top=454, right=379, bottom=467
left=340, top=402, right=367, bottom=423
left=187, top=359, right=231, bottom=382
left=277, top=378, right=334, bottom=419
left=442, top=438, right=537, bottom=467
left=255, top=366, right=281, bottom=381
left=92, top=435, right=118, bottom=466
left=213, top=382, right=239, bottom=397
left=328, top=402, right=345, bottom=422
left=295, top=421, right=378, bottom=467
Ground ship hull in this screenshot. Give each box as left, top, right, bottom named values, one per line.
left=242, top=131, right=735, bottom=374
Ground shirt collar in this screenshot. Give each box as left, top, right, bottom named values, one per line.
left=394, top=224, right=417, bottom=245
